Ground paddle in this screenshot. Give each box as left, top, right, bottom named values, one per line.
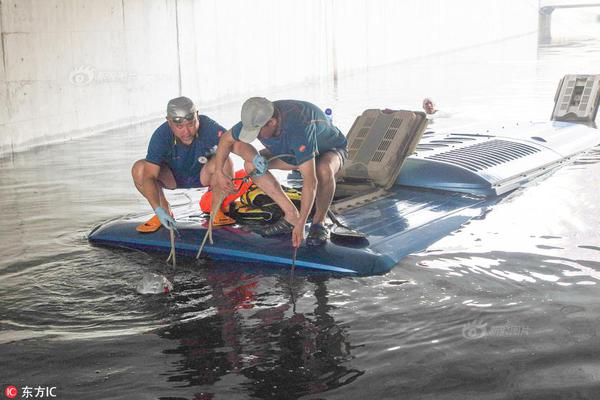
left=326, top=209, right=367, bottom=240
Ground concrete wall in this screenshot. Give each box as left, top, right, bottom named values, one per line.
left=0, top=0, right=538, bottom=156
left=0, top=0, right=180, bottom=156
left=0, top=7, right=8, bottom=147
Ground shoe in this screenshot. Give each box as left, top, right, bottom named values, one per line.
left=262, top=217, right=294, bottom=236
left=306, top=223, right=329, bottom=246
left=212, top=209, right=236, bottom=226
left=136, top=214, right=162, bottom=233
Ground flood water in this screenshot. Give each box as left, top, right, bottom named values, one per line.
left=2, top=11, right=600, bottom=400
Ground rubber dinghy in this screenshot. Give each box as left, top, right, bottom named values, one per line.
left=88, top=75, right=600, bottom=276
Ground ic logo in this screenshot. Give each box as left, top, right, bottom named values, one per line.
left=5, top=385, right=18, bottom=399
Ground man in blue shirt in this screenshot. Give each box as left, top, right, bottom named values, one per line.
left=132, top=96, right=234, bottom=232
left=213, top=97, right=348, bottom=247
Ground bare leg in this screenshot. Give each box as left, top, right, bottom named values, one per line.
left=131, top=159, right=176, bottom=212
left=244, top=160, right=300, bottom=224
left=312, top=152, right=342, bottom=225
left=202, top=156, right=234, bottom=213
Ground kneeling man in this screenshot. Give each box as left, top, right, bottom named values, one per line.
left=213, top=97, right=347, bottom=247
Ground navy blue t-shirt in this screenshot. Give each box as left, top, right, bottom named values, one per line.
left=231, top=100, right=347, bottom=166
left=145, top=115, right=225, bottom=188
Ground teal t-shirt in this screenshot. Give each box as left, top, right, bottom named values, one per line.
left=231, top=100, right=347, bottom=166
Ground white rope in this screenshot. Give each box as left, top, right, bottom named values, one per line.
left=166, top=226, right=176, bottom=268
left=196, top=192, right=226, bottom=259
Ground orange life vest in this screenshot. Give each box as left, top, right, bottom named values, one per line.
left=199, top=169, right=254, bottom=213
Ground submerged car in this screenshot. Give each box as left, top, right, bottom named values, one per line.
left=88, top=74, right=600, bottom=276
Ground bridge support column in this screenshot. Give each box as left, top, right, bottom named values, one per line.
left=538, top=6, right=555, bottom=44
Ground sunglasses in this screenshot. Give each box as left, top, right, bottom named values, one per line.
left=171, top=112, right=196, bottom=124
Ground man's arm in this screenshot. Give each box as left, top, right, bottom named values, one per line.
left=140, top=162, right=164, bottom=210
left=212, top=130, right=238, bottom=193
left=213, top=130, right=261, bottom=192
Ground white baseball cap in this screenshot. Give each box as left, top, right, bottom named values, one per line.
left=238, top=97, right=274, bottom=143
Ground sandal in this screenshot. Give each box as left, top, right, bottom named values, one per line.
left=136, top=209, right=175, bottom=233
left=212, top=209, right=236, bottom=226
left=262, top=217, right=294, bottom=236
left=306, top=223, right=329, bottom=246
left=136, top=214, right=162, bottom=233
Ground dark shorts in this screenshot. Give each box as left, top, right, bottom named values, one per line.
left=173, top=174, right=202, bottom=189
left=171, top=163, right=205, bottom=189
left=318, top=147, right=348, bottom=167
left=147, top=160, right=204, bottom=189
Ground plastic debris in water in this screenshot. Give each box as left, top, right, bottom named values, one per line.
left=135, top=272, right=173, bottom=294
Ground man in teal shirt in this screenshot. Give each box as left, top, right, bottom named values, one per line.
left=213, top=97, right=348, bottom=247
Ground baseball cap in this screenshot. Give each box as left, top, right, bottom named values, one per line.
left=238, top=97, right=274, bottom=143
left=167, top=96, right=198, bottom=123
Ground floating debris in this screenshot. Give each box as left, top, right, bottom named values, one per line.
left=135, top=272, right=173, bottom=294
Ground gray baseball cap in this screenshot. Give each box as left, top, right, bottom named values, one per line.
left=167, top=96, right=198, bottom=119
left=238, top=97, right=274, bottom=143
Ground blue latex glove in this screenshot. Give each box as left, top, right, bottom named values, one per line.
left=155, top=206, right=176, bottom=231
left=252, top=154, right=268, bottom=177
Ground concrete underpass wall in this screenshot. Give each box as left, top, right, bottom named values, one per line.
left=0, top=0, right=538, bottom=156
left=0, top=0, right=180, bottom=156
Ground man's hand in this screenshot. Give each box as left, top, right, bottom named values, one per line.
left=251, top=154, right=268, bottom=177
left=214, top=170, right=236, bottom=194
left=292, top=221, right=304, bottom=248
left=155, top=206, right=176, bottom=231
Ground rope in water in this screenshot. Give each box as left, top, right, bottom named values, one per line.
left=291, top=246, right=297, bottom=273
left=289, top=246, right=298, bottom=313
left=166, top=226, right=177, bottom=268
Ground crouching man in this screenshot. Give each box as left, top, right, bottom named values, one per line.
left=212, top=97, right=347, bottom=247
left=132, top=96, right=234, bottom=232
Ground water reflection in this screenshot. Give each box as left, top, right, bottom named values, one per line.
left=157, top=271, right=362, bottom=399
left=417, top=250, right=600, bottom=292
